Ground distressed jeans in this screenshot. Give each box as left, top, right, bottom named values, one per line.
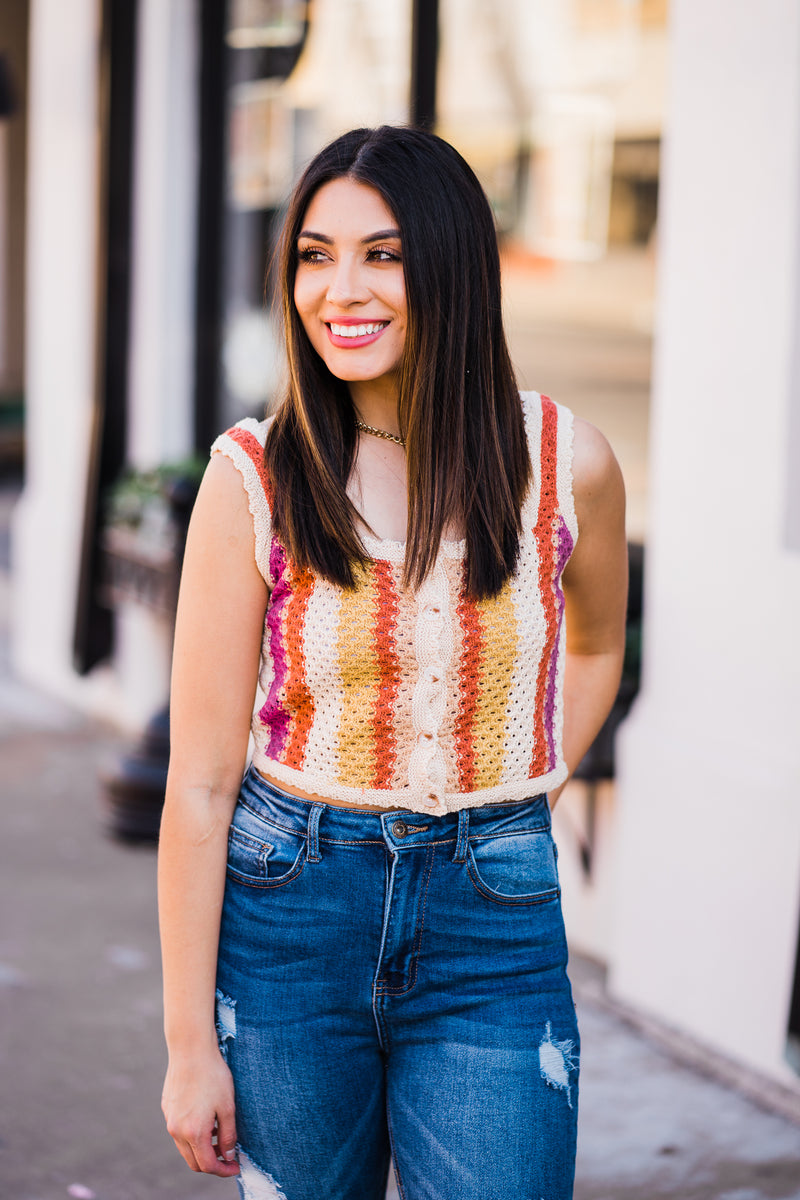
left=216, top=767, right=579, bottom=1200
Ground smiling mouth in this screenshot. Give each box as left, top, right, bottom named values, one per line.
left=327, top=321, right=388, bottom=339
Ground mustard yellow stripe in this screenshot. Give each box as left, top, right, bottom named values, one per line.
left=472, top=580, right=519, bottom=789
left=335, top=564, right=380, bottom=785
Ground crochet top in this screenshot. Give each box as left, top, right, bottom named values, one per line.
left=211, top=392, right=578, bottom=815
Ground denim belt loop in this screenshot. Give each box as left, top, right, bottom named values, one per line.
left=306, top=803, right=324, bottom=862
left=452, top=808, right=470, bottom=863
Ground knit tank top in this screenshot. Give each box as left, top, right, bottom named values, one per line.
left=212, top=391, right=577, bottom=815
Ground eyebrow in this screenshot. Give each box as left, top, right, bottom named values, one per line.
left=297, top=228, right=401, bottom=244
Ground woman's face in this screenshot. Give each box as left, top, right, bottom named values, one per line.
left=293, top=178, right=407, bottom=402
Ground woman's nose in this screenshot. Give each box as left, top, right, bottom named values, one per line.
left=325, top=258, right=368, bottom=305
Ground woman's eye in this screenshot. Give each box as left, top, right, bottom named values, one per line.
left=297, top=246, right=328, bottom=263
left=368, top=246, right=401, bottom=263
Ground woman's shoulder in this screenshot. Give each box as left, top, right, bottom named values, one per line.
left=519, top=391, right=616, bottom=484
left=571, top=417, right=622, bottom=492
left=569, top=416, right=625, bottom=532
left=212, top=413, right=275, bottom=454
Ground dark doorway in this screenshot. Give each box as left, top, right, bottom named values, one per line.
left=73, top=0, right=138, bottom=673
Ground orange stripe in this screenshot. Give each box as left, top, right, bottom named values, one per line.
left=455, top=587, right=484, bottom=791
left=225, top=426, right=274, bottom=507
left=283, top=566, right=316, bottom=768
left=371, top=560, right=401, bottom=787
left=530, top=396, right=559, bottom=778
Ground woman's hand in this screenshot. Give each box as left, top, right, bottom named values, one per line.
left=162, top=1048, right=240, bottom=1177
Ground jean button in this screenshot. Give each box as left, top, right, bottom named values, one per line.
left=392, top=820, right=408, bottom=839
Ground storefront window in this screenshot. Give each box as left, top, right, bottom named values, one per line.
left=218, top=0, right=309, bottom=428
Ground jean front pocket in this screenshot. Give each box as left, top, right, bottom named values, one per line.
left=467, top=828, right=560, bottom=906
left=226, top=802, right=307, bottom=889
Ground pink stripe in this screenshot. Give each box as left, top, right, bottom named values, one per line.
left=258, top=542, right=291, bottom=758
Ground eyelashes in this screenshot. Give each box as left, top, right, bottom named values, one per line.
left=297, top=247, right=327, bottom=263
left=368, top=246, right=402, bottom=263
left=296, top=245, right=402, bottom=264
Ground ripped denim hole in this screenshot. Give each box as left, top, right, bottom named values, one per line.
left=215, top=989, right=237, bottom=1061
left=237, top=1147, right=288, bottom=1199
left=538, top=1019, right=578, bottom=1109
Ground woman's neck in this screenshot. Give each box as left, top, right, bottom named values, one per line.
left=348, top=379, right=402, bottom=440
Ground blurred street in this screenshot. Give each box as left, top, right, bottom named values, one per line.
left=2, top=250, right=800, bottom=1198
left=502, top=243, right=654, bottom=542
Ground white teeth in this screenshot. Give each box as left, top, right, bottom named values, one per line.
left=329, top=322, right=386, bottom=338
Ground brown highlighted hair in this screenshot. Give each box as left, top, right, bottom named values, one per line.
left=265, top=125, right=531, bottom=599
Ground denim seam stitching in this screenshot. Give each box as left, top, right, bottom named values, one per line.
left=229, top=828, right=274, bottom=848
left=235, top=807, right=303, bottom=838
left=372, top=852, right=397, bottom=1030
left=453, top=808, right=469, bottom=862
left=226, top=860, right=306, bottom=889
left=465, top=859, right=562, bottom=906
left=385, top=1104, right=408, bottom=1200
left=468, top=826, right=550, bottom=841
left=384, top=836, right=455, bottom=849
left=375, top=846, right=435, bottom=997
left=227, top=831, right=272, bottom=879
left=319, top=836, right=389, bottom=846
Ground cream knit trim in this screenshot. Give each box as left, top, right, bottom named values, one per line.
left=250, top=750, right=568, bottom=816
left=554, top=402, right=579, bottom=545
left=211, top=416, right=275, bottom=587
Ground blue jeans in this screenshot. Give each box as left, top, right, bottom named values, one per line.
left=216, top=767, right=579, bottom=1200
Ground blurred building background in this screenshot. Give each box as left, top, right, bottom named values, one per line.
left=2, top=0, right=799, bottom=1105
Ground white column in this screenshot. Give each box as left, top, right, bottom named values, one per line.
left=108, top=0, right=200, bottom=730
left=611, top=0, right=800, bottom=1084
left=11, top=0, right=110, bottom=707
left=127, top=0, right=198, bottom=468
left=13, top=0, right=200, bottom=728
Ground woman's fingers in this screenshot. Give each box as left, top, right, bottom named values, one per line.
left=171, top=1125, right=240, bottom=1177
left=194, top=1122, right=241, bottom=1176
left=164, top=1101, right=240, bottom=1176
left=174, top=1137, right=202, bottom=1173
left=162, top=1054, right=240, bottom=1176
left=215, top=1107, right=239, bottom=1169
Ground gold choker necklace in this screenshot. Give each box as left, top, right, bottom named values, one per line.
left=356, top=420, right=406, bottom=447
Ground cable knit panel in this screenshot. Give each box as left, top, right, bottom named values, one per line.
left=407, top=559, right=453, bottom=814
left=211, top=393, right=578, bottom=813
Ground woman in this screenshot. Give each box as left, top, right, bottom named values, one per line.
left=159, top=125, right=627, bottom=1200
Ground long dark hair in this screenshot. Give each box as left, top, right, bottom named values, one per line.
left=265, top=125, right=531, bottom=599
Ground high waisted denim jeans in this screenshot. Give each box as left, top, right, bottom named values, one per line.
left=216, top=767, right=579, bottom=1200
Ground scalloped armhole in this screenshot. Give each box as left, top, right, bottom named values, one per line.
left=210, top=417, right=274, bottom=589
left=519, top=390, right=542, bottom=528
left=554, top=402, right=579, bottom=546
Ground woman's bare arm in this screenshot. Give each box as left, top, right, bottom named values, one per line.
left=550, top=417, right=628, bottom=807
left=158, top=452, right=268, bottom=1176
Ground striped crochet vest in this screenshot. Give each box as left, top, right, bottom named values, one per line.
left=212, top=392, right=577, bottom=814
